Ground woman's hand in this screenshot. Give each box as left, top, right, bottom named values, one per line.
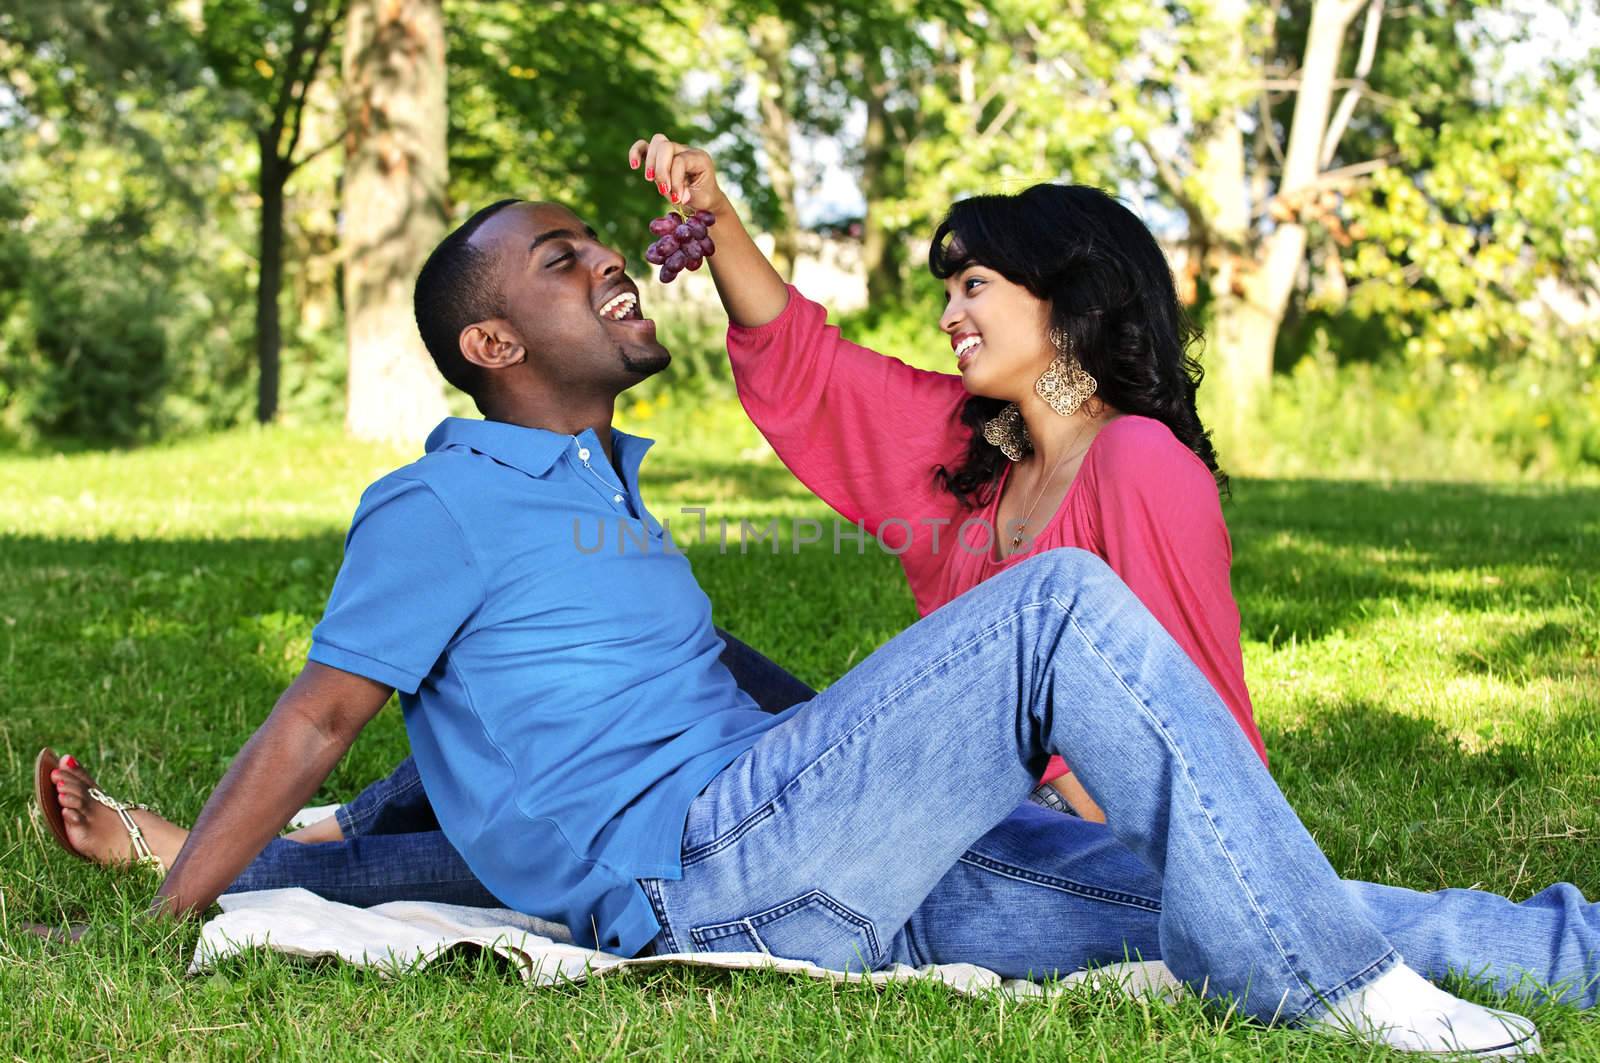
left=1051, top=773, right=1107, bottom=824
left=626, top=133, right=788, bottom=327
left=629, top=134, right=730, bottom=218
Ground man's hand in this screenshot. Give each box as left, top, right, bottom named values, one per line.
left=148, top=662, right=393, bottom=919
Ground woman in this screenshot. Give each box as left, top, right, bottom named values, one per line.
left=641, top=134, right=1265, bottom=820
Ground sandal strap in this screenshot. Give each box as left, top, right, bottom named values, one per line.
left=87, top=787, right=164, bottom=872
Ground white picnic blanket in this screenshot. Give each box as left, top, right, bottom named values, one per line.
left=192, top=887, right=1185, bottom=1001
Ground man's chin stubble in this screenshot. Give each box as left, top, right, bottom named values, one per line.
left=620, top=346, right=671, bottom=377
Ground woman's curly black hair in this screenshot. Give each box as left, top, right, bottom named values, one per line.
left=928, top=183, right=1227, bottom=507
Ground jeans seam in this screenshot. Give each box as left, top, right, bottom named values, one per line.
left=690, top=890, right=882, bottom=966
left=900, top=913, right=928, bottom=968
left=1289, top=950, right=1401, bottom=1025
left=681, top=803, right=776, bottom=867
left=339, top=766, right=428, bottom=837
left=641, top=878, right=681, bottom=954
left=1059, top=600, right=1330, bottom=1010
left=956, top=852, right=1162, bottom=912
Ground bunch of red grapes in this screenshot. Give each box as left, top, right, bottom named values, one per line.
left=644, top=209, right=717, bottom=283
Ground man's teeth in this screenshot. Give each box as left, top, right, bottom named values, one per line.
left=955, top=336, right=981, bottom=359
left=600, top=293, right=638, bottom=320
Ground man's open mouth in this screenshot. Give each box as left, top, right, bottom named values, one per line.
left=598, top=292, right=645, bottom=322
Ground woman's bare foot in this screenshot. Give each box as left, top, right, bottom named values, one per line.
left=50, top=756, right=189, bottom=869
left=286, top=816, right=343, bottom=844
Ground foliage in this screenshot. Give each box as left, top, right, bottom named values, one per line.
left=1206, top=330, right=1600, bottom=483
left=0, top=0, right=346, bottom=444
left=3, top=426, right=1599, bottom=1056
left=0, top=108, right=258, bottom=444
left=444, top=2, right=690, bottom=248
left=1342, top=87, right=1600, bottom=367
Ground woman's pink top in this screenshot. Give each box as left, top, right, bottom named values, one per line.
left=726, top=287, right=1268, bottom=777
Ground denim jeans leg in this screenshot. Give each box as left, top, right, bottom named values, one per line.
left=897, top=801, right=1167, bottom=979
left=896, top=804, right=1600, bottom=1009
left=334, top=756, right=438, bottom=838
left=227, top=833, right=508, bottom=909
left=1345, top=879, right=1600, bottom=1007
left=716, top=629, right=818, bottom=713
left=644, top=547, right=1405, bottom=1023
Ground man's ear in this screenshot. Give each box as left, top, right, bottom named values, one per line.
left=459, top=320, right=527, bottom=372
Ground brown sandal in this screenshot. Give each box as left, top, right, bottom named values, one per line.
left=33, top=747, right=165, bottom=872
left=33, top=747, right=75, bottom=860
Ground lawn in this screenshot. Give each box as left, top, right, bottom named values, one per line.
left=3, top=412, right=1598, bottom=1060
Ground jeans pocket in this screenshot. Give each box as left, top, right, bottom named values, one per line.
left=689, top=890, right=881, bottom=972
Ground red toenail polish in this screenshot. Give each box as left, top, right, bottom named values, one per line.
left=63, top=755, right=77, bottom=768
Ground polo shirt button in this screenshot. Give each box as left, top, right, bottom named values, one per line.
left=613, top=493, right=624, bottom=503
left=578, top=447, right=590, bottom=461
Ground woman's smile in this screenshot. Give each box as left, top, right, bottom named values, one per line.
left=953, top=332, right=982, bottom=371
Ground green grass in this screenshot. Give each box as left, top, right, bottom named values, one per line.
left=2, top=411, right=1598, bottom=1060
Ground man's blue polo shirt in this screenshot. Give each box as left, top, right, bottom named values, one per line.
left=308, top=417, right=791, bottom=954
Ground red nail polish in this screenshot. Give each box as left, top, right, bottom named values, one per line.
left=670, top=192, right=678, bottom=203
left=657, top=183, right=666, bottom=195
left=63, top=755, right=78, bottom=768
left=645, top=168, right=653, bottom=179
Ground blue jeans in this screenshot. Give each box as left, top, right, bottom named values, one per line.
left=225, top=628, right=817, bottom=911
left=636, top=550, right=1599, bottom=1023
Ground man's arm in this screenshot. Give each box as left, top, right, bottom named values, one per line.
left=149, top=662, right=393, bottom=917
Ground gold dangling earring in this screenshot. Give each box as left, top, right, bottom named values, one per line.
left=1037, top=327, right=1097, bottom=417
left=981, top=402, right=1031, bottom=462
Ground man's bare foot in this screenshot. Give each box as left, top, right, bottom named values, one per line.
left=50, top=756, right=189, bottom=869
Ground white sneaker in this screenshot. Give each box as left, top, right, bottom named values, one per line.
left=1306, top=963, right=1541, bottom=1057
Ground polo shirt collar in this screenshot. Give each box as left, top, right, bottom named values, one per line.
left=424, top=416, right=655, bottom=483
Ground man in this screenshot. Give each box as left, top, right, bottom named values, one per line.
left=48, top=193, right=1593, bottom=1056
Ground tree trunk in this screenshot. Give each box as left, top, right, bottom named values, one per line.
left=341, top=0, right=449, bottom=444
left=1208, top=0, right=1364, bottom=421
left=750, top=15, right=798, bottom=279
left=255, top=134, right=285, bottom=424
left=861, top=54, right=903, bottom=307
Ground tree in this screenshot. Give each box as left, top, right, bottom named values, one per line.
left=747, top=13, right=801, bottom=277
left=984, top=0, right=1599, bottom=427
left=194, top=1, right=345, bottom=426
left=341, top=0, right=449, bottom=443
left=775, top=0, right=967, bottom=305
left=1200, top=0, right=1380, bottom=419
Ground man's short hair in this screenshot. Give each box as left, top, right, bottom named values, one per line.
left=414, top=198, right=523, bottom=397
